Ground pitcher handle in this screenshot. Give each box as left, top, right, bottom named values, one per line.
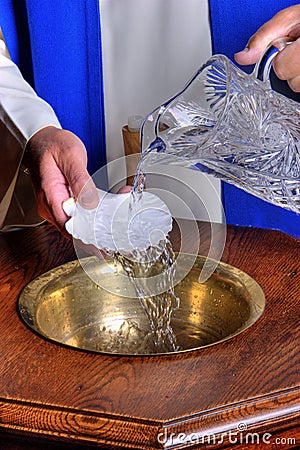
left=252, top=37, right=294, bottom=82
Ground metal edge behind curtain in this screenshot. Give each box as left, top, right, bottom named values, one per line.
left=209, top=0, right=300, bottom=238
left=25, top=0, right=107, bottom=178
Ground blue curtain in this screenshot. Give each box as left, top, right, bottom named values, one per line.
left=0, top=0, right=106, bottom=175
left=209, top=0, right=300, bottom=238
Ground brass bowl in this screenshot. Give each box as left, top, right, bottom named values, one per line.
left=18, top=255, right=265, bottom=355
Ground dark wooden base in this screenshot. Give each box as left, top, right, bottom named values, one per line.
left=0, top=222, right=299, bottom=448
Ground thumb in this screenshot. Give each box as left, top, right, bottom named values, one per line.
left=234, top=29, right=280, bottom=65
left=234, top=46, right=263, bottom=66
left=76, top=177, right=99, bottom=210
left=60, top=153, right=99, bottom=210
left=234, top=7, right=299, bottom=65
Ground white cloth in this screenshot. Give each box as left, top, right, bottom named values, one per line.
left=63, top=190, right=172, bottom=252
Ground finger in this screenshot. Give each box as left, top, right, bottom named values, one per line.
left=234, top=46, right=263, bottom=66
left=76, top=175, right=99, bottom=210
left=34, top=157, right=71, bottom=229
left=235, top=4, right=300, bottom=65
left=40, top=180, right=72, bottom=229
left=35, top=189, right=69, bottom=236
left=117, top=185, right=132, bottom=194
left=58, top=153, right=99, bottom=210
left=272, top=38, right=300, bottom=81
left=287, top=74, right=300, bottom=93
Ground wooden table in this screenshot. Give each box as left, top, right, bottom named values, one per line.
left=0, top=222, right=299, bottom=449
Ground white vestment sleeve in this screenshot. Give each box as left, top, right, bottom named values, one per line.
left=0, top=39, right=61, bottom=149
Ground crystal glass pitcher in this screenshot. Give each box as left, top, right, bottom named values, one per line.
left=141, top=44, right=300, bottom=214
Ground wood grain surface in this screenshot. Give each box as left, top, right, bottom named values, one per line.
left=0, top=222, right=298, bottom=449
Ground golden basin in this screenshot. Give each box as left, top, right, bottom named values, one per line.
left=18, top=255, right=265, bottom=355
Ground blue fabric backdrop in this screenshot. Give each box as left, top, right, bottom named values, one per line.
left=209, top=0, right=300, bottom=238
left=0, top=0, right=106, bottom=176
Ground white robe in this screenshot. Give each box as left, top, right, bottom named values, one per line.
left=0, top=38, right=61, bottom=230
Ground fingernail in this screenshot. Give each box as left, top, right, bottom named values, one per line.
left=235, top=47, right=249, bottom=57
left=79, top=190, right=99, bottom=209
left=234, top=46, right=260, bottom=64
left=62, top=197, right=76, bottom=216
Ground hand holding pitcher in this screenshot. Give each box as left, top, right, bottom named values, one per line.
left=235, top=4, right=300, bottom=92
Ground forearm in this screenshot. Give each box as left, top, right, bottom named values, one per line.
left=0, top=39, right=61, bottom=149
